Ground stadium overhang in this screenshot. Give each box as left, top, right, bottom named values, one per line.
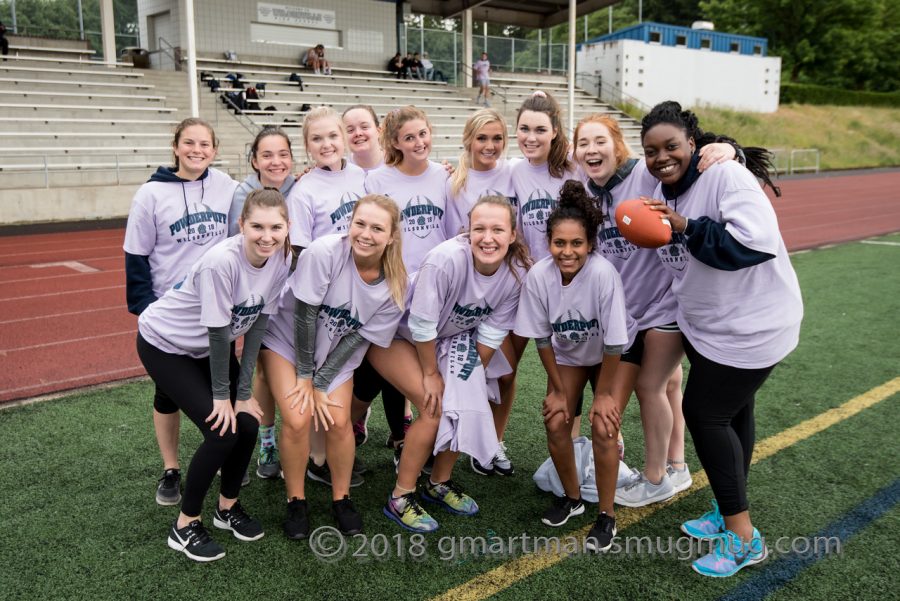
left=408, top=0, right=620, bottom=29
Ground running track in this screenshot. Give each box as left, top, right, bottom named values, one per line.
left=1, top=170, right=898, bottom=404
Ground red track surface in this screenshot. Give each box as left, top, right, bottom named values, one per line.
left=1, top=170, right=898, bottom=404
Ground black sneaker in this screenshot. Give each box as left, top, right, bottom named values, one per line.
left=213, top=501, right=264, bottom=541
left=307, top=459, right=365, bottom=487
left=541, top=495, right=585, bottom=527
left=332, top=495, right=364, bottom=535
left=156, top=468, right=182, bottom=506
left=585, top=512, right=617, bottom=553
left=284, top=497, right=310, bottom=540
left=470, top=455, right=495, bottom=476
left=167, top=519, right=225, bottom=562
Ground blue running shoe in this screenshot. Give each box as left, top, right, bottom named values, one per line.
left=681, top=499, right=725, bottom=540
left=692, top=528, right=767, bottom=578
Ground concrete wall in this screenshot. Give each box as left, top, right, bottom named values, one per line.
left=138, top=0, right=397, bottom=68
left=577, top=39, right=781, bottom=113
left=1, top=185, right=139, bottom=225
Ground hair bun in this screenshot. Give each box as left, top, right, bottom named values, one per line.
left=532, top=90, right=547, bottom=98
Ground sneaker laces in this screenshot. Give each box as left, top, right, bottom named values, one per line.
left=495, top=443, right=510, bottom=464
left=159, top=468, right=179, bottom=486
left=223, top=502, right=253, bottom=527
left=396, top=492, right=425, bottom=517
left=184, top=520, right=213, bottom=546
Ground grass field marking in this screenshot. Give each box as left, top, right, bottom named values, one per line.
left=860, top=240, right=900, bottom=247
left=428, top=376, right=900, bottom=601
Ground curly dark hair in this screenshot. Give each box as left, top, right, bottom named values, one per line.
left=546, top=180, right=604, bottom=245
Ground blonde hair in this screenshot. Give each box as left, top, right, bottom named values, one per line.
left=240, top=188, right=291, bottom=258
left=380, top=106, right=432, bottom=167
left=351, top=194, right=407, bottom=309
left=171, top=117, right=217, bottom=171
left=302, top=106, right=346, bottom=165
left=573, top=114, right=634, bottom=172
left=451, top=108, right=508, bottom=197
left=516, top=90, right=571, bottom=178
left=469, top=195, right=532, bottom=282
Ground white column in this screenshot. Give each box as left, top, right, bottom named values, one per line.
left=99, top=0, right=116, bottom=66
left=185, top=0, right=199, bottom=117
left=462, top=9, right=473, bottom=88
left=567, top=0, right=576, bottom=135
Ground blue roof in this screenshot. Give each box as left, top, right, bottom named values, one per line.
left=578, top=21, right=768, bottom=56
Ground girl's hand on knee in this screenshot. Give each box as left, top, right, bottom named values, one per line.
left=422, top=371, right=444, bottom=418
left=311, top=388, right=340, bottom=432
left=206, top=398, right=237, bottom=436
left=236, top=397, right=264, bottom=423
left=286, top=377, right=315, bottom=415
left=542, top=389, right=569, bottom=424
left=589, top=393, right=621, bottom=438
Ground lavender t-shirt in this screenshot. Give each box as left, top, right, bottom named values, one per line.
left=587, top=160, right=679, bottom=330
left=262, top=234, right=403, bottom=393
left=124, top=168, right=237, bottom=297
left=365, top=162, right=449, bottom=273
left=288, top=162, right=366, bottom=248
left=650, top=161, right=803, bottom=368
left=399, top=235, right=523, bottom=341
left=138, top=235, right=291, bottom=358
left=444, top=161, right=517, bottom=237
left=512, top=160, right=577, bottom=262
left=515, top=253, right=631, bottom=366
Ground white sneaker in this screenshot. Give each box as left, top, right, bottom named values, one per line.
left=492, top=441, right=514, bottom=476
left=614, top=472, right=675, bottom=507
left=666, top=462, right=693, bottom=494
left=616, top=462, right=640, bottom=488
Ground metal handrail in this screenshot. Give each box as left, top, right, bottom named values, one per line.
left=594, top=79, right=652, bottom=116
left=458, top=63, right=509, bottom=113
left=150, top=36, right=180, bottom=71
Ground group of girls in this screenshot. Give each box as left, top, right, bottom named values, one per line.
left=125, top=87, right=801, bottom=578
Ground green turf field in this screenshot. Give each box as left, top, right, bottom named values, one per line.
left=1, top=234, right=898, bottom=601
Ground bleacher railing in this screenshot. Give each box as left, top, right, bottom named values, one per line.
left=403, top=24, right=570, bottom=85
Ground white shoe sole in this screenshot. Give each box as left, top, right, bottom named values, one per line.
left=670, top=476, right=693, bottom=494
left=614, top=488, right=676, bottom=508
left=212, top=516, right=265, bottom=542
left=541, top=503, right=585, bottom=527
left=155, top=492, right=181, bottom=506
left=167, top=536, right=225, bottom=562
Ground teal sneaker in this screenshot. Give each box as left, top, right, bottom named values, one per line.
left=681, top=499, right=725, bottom=540
left=383, top=493, right=439, bottom=533
left=422, top=479, right=479, bottom=516
left=692, top=528, right=768, bottom=577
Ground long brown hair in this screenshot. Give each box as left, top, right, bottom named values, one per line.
left=516, top=91, right=571, bottom=178
left=469, top=195, right=532, bottom=282
left=350, top=194, right=407, bottom=309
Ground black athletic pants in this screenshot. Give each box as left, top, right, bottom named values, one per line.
left=681, top=336, right=775, bottom=516
left=353, top=357, right=408, bottom=442
left=137, top=334, right=258, bottom=517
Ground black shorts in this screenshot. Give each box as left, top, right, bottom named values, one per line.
left=620, top=323, right=680, bottom=365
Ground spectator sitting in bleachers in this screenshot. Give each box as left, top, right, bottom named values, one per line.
left=420, top=52, right=446, bottom=83
left=302, top=44, right=331, bottom=75
left=0, top=20, right=8, bottom=57
left=387, top=52, right=406, bottom=79
left=401, top=52, right=420, bottom=80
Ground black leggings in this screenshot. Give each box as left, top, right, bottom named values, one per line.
left=353, top=357, right=408, bottom=441
left=137, top=334, right=258, bottom=517
left=681, top=336, right=775, bottom=516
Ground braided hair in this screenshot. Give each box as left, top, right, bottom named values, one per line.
left=546, top=180, right=604, bottom=247
left=640, top=101, right=781, bottom=196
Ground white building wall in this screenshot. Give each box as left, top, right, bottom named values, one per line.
left=578, top=39, right=781, bottom=113
left=138, top=0, right=396, bottom=68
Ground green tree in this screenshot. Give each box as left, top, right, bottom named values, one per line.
left=699, top=0, right=899, bottom=91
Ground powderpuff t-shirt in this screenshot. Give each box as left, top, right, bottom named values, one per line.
left=511, top=160, right=577, bottom=262
left=138, top=234, right=291, bottom=358
left=365, top=161, right=449, bottom=273
left=288, top=162, right=367, bottom=248
left=514, top=252, right=631, bottom=366
left=444, top=161, right=517, bottom=237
